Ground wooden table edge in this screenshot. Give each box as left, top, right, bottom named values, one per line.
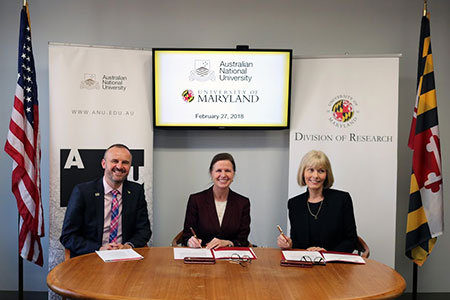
left=47, top=247, right=407, bottom=300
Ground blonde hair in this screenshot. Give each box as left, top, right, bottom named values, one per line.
left=297, top=150, right=334, bottom=189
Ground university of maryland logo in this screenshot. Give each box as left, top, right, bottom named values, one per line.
left=332, top=99, right=354, bottom=123
left=181, top=89, right=194, bottom=102
left=327, top=95, right=359, bottom=128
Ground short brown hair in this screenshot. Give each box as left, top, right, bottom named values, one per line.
left=297, top=150, right=334, bottom=189
left=209, top=153, right=236, bottom=172
left=103, top=143, right=132, bottom=160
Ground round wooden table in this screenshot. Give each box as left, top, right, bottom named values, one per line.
left=47, top=247, right=405, bottom=299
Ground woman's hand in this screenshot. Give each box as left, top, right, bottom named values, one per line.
left=206, top=238, right=233, bottom=249
left=187, top=236, right=202, bottom=248
left=277, top=234, right=293, bottom=249
left=306, top=246, right=326, bottom=252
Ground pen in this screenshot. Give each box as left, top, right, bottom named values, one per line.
left=277, top=225, right=289, bottom=242
left=189, top=227, right=198, bottom=239
left=189, top=227, right=202, bottom=247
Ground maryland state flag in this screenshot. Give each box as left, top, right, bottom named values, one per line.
left=406, top=10, right=443, bottom=266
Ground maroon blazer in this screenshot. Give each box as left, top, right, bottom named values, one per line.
left=182, top=186, right=250, bottom=247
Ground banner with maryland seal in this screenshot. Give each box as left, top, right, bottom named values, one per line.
left=288, top=56, right=399, bottom=267
left=48, top=44, right=153, bottom=283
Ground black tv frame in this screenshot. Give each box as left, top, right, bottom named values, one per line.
left=152, top=47, right=292, bottom=130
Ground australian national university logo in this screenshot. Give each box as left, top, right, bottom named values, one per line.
left=182, top=59, right=216, bottom=103
left=181, top=57, right=257, bottom=104
left=80, top=73, right=128, bottom=91
left=189, top=60, right=215, bottom=82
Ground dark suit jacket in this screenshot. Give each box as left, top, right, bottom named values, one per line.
left=182, top=186, right=250, bottom=247
left=288, top=188, right=357, bottom=253
left=60, top=178, right=151, bottom=257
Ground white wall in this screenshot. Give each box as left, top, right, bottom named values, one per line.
left=0, top=0, right=449, bottom=293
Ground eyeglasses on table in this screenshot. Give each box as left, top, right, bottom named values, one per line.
left=229, top=253, right=252, bottom=267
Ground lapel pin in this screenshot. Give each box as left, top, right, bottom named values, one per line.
left=94, top=192, right=100, bottom=197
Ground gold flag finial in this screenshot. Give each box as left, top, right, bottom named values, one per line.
left=423, top=0, right=428, bottom=17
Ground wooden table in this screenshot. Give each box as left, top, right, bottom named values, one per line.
left=47, top=247, right=405, bottom=300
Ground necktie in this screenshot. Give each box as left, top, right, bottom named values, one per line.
left=109, top=190, right=120, bottom=243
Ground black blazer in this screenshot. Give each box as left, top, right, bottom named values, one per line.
left=288, top=188, right=357, bottom=253
left=60, top=178, right=151, bottom=257
left=182, top=186, right=250, bottom=247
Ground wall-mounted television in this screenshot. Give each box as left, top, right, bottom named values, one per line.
left=153, top=48, right=292, bottom=129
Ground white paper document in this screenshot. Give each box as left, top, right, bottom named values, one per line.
left=95, top=249, right=143, bottom=262
left=322, top=252, right=366, bottom=264
left=281, top=250, right=365, bottom=264
left=213, top=248, right=257, bottom=259
left=173, top=248, right=214, bottom=260
left=282, top=250, right=323, bottom=261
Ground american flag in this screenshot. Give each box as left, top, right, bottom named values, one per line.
left=4, top=4, right=44, bottom=266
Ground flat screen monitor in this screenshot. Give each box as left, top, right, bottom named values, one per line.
left=153, top=48, right=292, bottom=129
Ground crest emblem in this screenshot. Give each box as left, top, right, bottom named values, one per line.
left=182, top=89, right=194, bottom=102
left=189, top=60, right=215, bottom=81
left=80, top=73, right=100, bottom=90
left=332, top=99, right=354, bottom=123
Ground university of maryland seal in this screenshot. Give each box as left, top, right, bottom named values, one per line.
left=332, top=99, right=354, bottom=123
left=181, top=89, right=194, bottom=103
left=327, top=95, right=359, bottom=128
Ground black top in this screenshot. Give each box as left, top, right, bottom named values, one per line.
left=307, top=202, right=323, bottom=248
left=288, top=188, right=358, bottom=253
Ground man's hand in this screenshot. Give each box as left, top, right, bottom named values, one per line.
left=100, top=242, right=120, bottom=251
left=117, top=243, right=132, bottom=249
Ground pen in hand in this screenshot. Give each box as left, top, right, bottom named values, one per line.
left=189, top=227, right=198, bottom=239
left=277, top=225, right=289, bottom=242
left=189, top=227, right=202, bottom=247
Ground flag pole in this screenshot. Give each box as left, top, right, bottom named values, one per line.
left=19, top=3, right=25, bottom=297
left=18, top=3, right=29, bottom=300
left=20, top=2, right=26, bottom=299
left=411, top=2, right=426, bottom=300
left=19, top=5, right=25, bottom=300
left=411, top=3, right=427, bottom=300
left=412, top=263, right=417, bottom=300
left=19, top=4, right=25, bottom=289
left=18, top=214, right=23, bottom=300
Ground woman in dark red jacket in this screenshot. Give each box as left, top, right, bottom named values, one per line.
left=182, top=153, right=250, bottom=249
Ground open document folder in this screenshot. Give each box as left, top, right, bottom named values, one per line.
left=282, top=250, right=365, bottom=265
left=173, top=247, right=256, bottom=260
left=95, top=249, right=143, bottom=262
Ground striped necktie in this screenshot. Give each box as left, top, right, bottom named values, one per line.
left=109, top=189, right=120, bottom=243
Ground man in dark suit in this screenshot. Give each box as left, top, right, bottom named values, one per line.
left=60, top=144, right=151, bottom=257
